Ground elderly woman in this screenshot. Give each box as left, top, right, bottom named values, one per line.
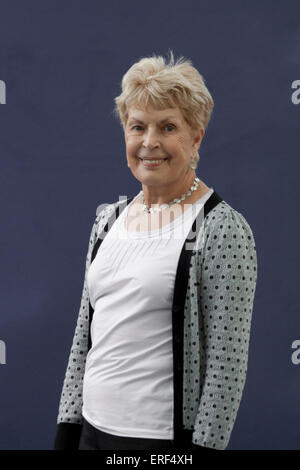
left=53, top=51, right=257, bottom=451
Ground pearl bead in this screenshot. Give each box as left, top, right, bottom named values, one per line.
left=142, top=177, right=199, bottom=213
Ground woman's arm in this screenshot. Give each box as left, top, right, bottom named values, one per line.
left=193, top=205, right=258, bottom=450
left=53, top=211, right=101, bottom=450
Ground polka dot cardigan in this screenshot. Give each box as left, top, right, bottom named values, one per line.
left=54, top=190, right=258, bottom=451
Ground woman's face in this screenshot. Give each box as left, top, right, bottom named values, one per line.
left=124, top=104, right=204, bottom=189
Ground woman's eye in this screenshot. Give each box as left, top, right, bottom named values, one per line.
left=131, top=124, right=174, bottom=131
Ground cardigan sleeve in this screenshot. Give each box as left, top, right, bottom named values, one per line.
left=53, top=212, right=101, bottom=450
left=192, top=205, right=258, bottom=450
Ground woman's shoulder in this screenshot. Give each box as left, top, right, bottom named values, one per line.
left=201, top=196, right=258, bottom=285
left=95, top=196, right=133, bottom=218
left=95, top=201, right=117, bottom=218
left=203, top=197, right=256, bottom=244
left=93, top=197, right=132, bottom=238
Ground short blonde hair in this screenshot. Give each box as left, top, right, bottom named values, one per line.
left=113, top=50, right=214, bottom=141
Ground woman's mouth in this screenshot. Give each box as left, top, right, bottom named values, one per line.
left=138, top=157, right=168, bottom=168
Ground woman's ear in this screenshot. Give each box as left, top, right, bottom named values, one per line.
left=192, top=127, right=205, bottom=152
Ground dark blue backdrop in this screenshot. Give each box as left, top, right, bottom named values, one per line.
left=0, top=0, right=299, bottom=450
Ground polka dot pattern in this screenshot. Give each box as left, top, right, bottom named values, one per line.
left=183, top=202, right=257, bottom=449
left=56, top=199, right=257, bottom=451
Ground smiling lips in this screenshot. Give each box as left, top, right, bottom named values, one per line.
left=138, top=157, right=168, bottom=168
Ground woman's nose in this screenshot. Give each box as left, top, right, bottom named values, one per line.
left=143, top=128, right=160, bottom=148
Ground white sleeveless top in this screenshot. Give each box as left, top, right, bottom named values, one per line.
left=82, top=188, right=214, bottom=439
